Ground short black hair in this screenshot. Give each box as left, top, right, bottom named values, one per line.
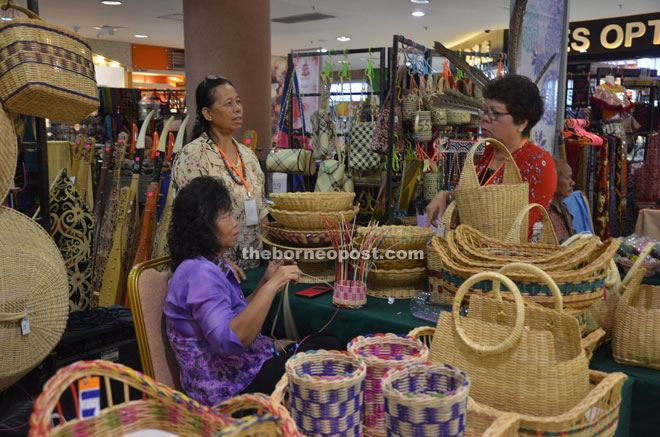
left=484, top=74, right=544, bottom=137
left=192, top=75, right=234, bottom=139
left=168, top=176, right=233, bottom=271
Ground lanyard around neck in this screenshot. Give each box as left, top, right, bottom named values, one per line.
left=213, top=140, right=251, bottom=196
left=479, top=138, right=528, bottom=186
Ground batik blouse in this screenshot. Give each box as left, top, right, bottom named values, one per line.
left=474, top=141, right=557, bottom=234
left=172, top=133, right=267, bottom=269
left=164, top=256, right=274, bottom=406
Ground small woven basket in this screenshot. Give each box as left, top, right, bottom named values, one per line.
left=402, top=94, right=421, bottom=121
left=286, top=350, right=366, bottom=437
left=382, top=362, right=470, bottom=437
left=424, top=172, right=443, bottom=201
left=0, top=4, right=99, bottom=124
left=268, top=205, right=359, bottom=230
left=348, top=333, right=429, bottom=436
left=270, top=192, right=355, bottom=212
left=333, top=280, right=367, bottom=309
left=413, top=111, right=433, bottom=142
left=0, top=104, right=17, bottom=202
left=264, top=222, right=332, bottom=247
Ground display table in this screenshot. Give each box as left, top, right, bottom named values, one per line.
left=635, top=208, right=660, bottom=240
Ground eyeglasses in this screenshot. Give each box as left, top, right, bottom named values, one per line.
left=478, top=108, right=511, bottom=121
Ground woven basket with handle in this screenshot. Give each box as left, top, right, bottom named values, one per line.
left=455, top=138, right=529, bottom=240
left=0, top=3, right=99, bottom=124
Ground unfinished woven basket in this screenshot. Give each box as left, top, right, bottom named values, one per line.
left=0, top=206, right=68, bottom=391
left=348, top=333, right=429, bottom=436
left=0, top=104, right=17, bottom=202
left=268, top=205, right=359, bottom=230
left=270, top=192, right=355, bottom=212
left=264, top=222, right=332, bottom=247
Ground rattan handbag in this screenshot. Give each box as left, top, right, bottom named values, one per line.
left=266, top=147, right=315, bottom=175
left=0, top=3, right=99, bottom=124
left=455, top=138, right=529, bottom=240
left=430, top=270, right=590, bottom=417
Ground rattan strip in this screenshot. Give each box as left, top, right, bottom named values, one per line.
left=270, top=192, right=355, bottom=212
left=348, top=334, right=429, bottom=436
left=382, top=362, right=470, bottom=437
left=268, top=205, right=359, bottom=230
left=285, top=350, right=366, bottom=436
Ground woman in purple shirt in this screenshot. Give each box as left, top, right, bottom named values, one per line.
left=164, top=176, right=301, bottom=405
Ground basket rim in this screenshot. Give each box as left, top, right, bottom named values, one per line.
left=381, top=362, right=470, bottom=401
left=285, top=349, right=366, bottom=386
left=268, top=204, right=360, bottom=217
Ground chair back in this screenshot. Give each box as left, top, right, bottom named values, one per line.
left=127, top=256, right=180, bottom=390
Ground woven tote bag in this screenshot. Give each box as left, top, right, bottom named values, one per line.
left=371, top=66, right=405, bottom=155
left=348, top=102, right=380, bottom=171
left=0, top=4, right=99, bottom=124
left=430, top=270, right=590, bottom=417
left=455, top=138, right=528, bottom=240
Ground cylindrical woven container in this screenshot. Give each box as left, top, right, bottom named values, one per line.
left=333, top=280, right=367, bottom=309
left=0, top=206, right=69, bottom=391
left=286, top=350, right=366, bottom=437
left=348, top=334, right=429, bottom=436
left=402, top=95, right=421, bottom=122
left=455, top=139, right=529, bottom=240
left=270, top=192, right=355, bottom=212
left=424, top=172, right=442, bottom=201
left=268, top=205, right=359, bottom=230
left=382, top=362, right=470, bottom=437
left=0, top=104, right=17, bottom=202
left=0, top=4, right=99, bottom=124
left=414, top=111, right=433, bottom=142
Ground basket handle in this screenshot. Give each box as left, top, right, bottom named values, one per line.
left=604, top=259, right=621, bottom=296
left=498, top=262, right=563, bottom=312
left=458, top=138, right=523, bottom=190
left=452, top=271, right=525, bottom=356
left=213, top=393, right=301, bottom=436
left=619, top=242, right=654, bottom=307
left=505, top=203, right=558, bottom=245
left=439, top=200, right=456, bottom=233
left=1, top=3, right=42, bottom=20
left=621, top=242, right=654, bottom=289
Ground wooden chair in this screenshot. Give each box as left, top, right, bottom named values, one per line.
left=127, top=256, right=181, bottom=390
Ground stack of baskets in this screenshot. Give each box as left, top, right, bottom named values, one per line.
left=357, top=225, right=434, bottom=299
left=264, top=192, right=358, bottom=283
left=428, top=224, right=620, bottom=333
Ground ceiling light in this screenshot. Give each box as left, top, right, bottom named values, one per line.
left=109, top=61, right=121, bottom=68
left=101, top=1, right=123, bottom=5
left=411, top=11, right=425, bottom=17
left=410, top=0, right=430, bottom=3
left=134, top=34, right=148, bottom=38
left=336, top=36, right=351, bottom=42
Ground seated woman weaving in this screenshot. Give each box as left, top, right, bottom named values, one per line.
left=164, top=176, right=342, bottom=405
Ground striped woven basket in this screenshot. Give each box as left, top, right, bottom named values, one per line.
left=285, top=350, right=366, bottom=436
left=0, top=4, right=99, bottom=124
left=333, top=280, right=367, bottom=309
left=382, top=362, right=470, bottom=437
left=348, top=333, right=429, bottom=436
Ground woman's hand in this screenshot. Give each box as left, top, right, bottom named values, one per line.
left=426, top=191, right=450, bottom=227
left=262, top=258, right=297, bottom=283
left=225, top=258, right=246, bottom=283
left=265, top=264, right=302, bottom=294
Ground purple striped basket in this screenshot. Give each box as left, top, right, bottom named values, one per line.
left=382, top=362, right=470, bottom=437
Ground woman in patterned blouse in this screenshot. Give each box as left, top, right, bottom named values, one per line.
left=173, top=76, right=267, bottom=273
left=427, top=74, right=557, bottom=235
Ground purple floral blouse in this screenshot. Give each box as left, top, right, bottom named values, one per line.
left=164, top=256, right=274, bottom=406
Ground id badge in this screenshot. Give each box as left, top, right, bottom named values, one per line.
left=244, top=198, right=259, bottom=226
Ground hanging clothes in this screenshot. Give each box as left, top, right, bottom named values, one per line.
left=589, top=82, right=634, bottom=119
left=593, top=139, right=610, bottom=239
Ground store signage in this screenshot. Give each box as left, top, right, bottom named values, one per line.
left=568, top=12, right=660, bottom=55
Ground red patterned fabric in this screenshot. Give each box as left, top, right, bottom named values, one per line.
left=475, top=141, right=557, bottom=233
left=594, top=143, right=610, bottom=239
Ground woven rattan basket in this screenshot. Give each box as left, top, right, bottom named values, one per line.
left=0, top=103, right=17, bottom=202
left=469, top=370, right=627, bottom=437
left=268, top=205, right=359, bottom=230
left=348, top=333, right=429, bottom=436
left=0, top=4, right=99, bottom=124
left=213, top=393, right=301, bottom=436
left=333, top=280, right=367, bottom=309
left=356, top=225, right=434, bottom=252
left=382, top=362, right=470, bottom=437
left=286, top=350, right=366, bottom=436
left=505, top=203, right=559, bottom=245
left=423, top=172, right=442, bottom=201
left=264, top=222, right=332, bottom=247
left=455, top=139, right=529, bottom=240
left=0, top=206, right=68, bottom=391
left=367, top=266, right=426, bottom=288
left=270, top=192, right=355, bottom=212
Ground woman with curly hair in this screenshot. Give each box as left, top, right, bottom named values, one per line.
left=427, top=74, right=557, bottom=235
left=163, top=176, right=303, bottom=405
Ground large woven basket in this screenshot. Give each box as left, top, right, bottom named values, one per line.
left=469, top=370, right=627, bottom=437
left=612, top=264, right=660, bottom=370
left=264, top=222, right=332, bottom=247
left=268, top=205, right=359, bottom=230
left=356, top=225, right=434, bottom=251
left=0, top=4, right=99, bottom=124
left=270, top=192, right=355, bottom=212
left=285, top=350, right=366, bottom=437
left=382, top=362, right=470, bottom=437
left=0, top=103, right=17, bottom=202
left=0, top=206, right=68, bottom=391
left=348, top=333, right=429, bottom=436
left=367, top=266, right=427, bottom=287
left=455, top=139, right=529, bottom=240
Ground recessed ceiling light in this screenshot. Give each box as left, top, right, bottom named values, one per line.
left=101, top=1, right=123, bottom=5
left=410, top=0, right=430, bottom=3
left=134, top=34, right=148, bottom=38
left=336, top=36, right=351, bottom=42
left=412, top=11, right=425, bottom=17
